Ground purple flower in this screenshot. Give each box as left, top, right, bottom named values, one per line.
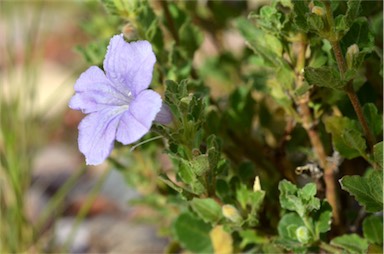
left=69, top=34, right=171, bottom=165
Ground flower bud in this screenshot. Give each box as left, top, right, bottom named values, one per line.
left=222, top=205, right=242, bottom=223
left=311, top=6, right=326, bottom=16
left=346, top=44, right=360, bottom=70
left=180, top=94, right=193, bottom=106
left=253, top=176, right=262, bottom=192
left=296, top=226, right=310, bottom=244
left=308, top=1, right=315, bottom=10
left=122, top=23, right=138, bottom=41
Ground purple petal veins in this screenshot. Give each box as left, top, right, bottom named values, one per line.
left=69, top=34, right=171, bottom=165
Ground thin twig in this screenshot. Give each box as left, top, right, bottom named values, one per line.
left=294, top=35, right=341, bottom=226
left=344, top=82, right=376, bottom=150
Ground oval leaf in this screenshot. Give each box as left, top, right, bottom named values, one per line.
left=173, top=212, right=213, bottom=253
left=339, top=170, right=383, bottom=212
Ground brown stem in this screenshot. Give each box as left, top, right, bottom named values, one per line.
left=330, top=41, right=347, bottom=76
left=325, top=3, right=376, bottom=152
left=294, top=37, right=341, bottom=226
left=298, top=100, right=341, bottom=226
left=344, top=83, right=376, bottom=150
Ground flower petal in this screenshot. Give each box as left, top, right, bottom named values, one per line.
left=116, top=90, right=161, bottom=145
left=154, top=103, right=173, bottom=124
left=78, top=107, right=125, bottom=165
left=69, top=66, right=131, bottom=114
left=103, top=34, right=156, bottom=96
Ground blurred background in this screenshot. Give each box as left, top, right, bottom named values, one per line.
left=0, top=1, right=169, bottom=252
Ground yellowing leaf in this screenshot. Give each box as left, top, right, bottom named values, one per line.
left=209, top=225, right=233, bottom=254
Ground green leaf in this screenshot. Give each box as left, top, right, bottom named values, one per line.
left=279, top=180, right=305, bottom=215
left=239, top=230, right=267, bottom=248
left=177, top=158, right=206, bottom=196
left=313, top=201, right=332, bottom=234
left=363, top=103, right=383, bottom=136
left=236, top=17, right=283, bottom=67
left=190, top=198, right=223, bottom=224
left=225, top=87, right=256, bottom=131
left=188, top=95, right=206, bottom=122
left=165, top=80, right=188, bottom=118
left=341, top=128, right=367, bottom=156
left=373, top=142, right=383, bottom=169
left=335, top=15, right=349, bottom=35
left=345, top=0, right=361, bottom=26
left=236, top=183, right=265, bottom=211
left=173, top=212, right=213, bottom=253
left=75, top=41, right=108, bottom=66
left=276, top=66, right=295, bottom=90
left=299, top=183, right=320, bottom=211
left=179, top=20, right=203, bottom=59
left=267, top=78, right=294, bottom=110
left=341, top=17, right=375, bottom=53
left=331, top=234, right=368, bottom=254
left=190, top=155, right=210, bottom=176
left=247, top=191, right=266, bottom=218
left=216, top=179, right=232, bottom=203
left=339, top=170, right=383, bottom=212
left=324, top=116, right=366, bottom=159
left=278, top=213, right=304, bottom=241
left=294, top=82, right=312, bottom=97
left=308, top=48, right=328, bottom=68
left=135, top=1, right=158, bottom=32
left=249, top=5, right=284, bottom=35
left=292, top=0, right=310, bottom=31
left=279, top=180, right=320, bottom=217
left=307, top=13, right=324, bottom=32
left=101, top=0, right=128, bottom=15
left=178, top=159, right=195, bottom=183
left=295, top=226, right=310, bottom=244
left=277, top=213, right=308, bottom=252
left=145, top=19, right=164, bottom=49
left=236, top=184, right=251, bottom=210
left=207, top=135, right=221, bottom=172
left=300, top=183, right=317, bottom=201
left=304, top=66, right=345, bottom=89
left=363, top=215, right=383, bottom=245
left=158, top=173, right=193, bottom=199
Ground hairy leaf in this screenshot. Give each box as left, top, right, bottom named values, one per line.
left=304, top=66, right=345, bottom=89
left=236, top=17, right=284, bottom=67
left=313, top=201, right=332, bottom=234
left=363, top=215, right=383, bottom=245
left=279, top=180, right=320, bottom=216
left=190, top=198, right=223, bottom=224
left=276, top=213, right=308, bottom=252
left=292, top=0, right=310, bottom=32
left=331, top=234, right=368, bottom=254
left=324, top=116, right=366, bottom=159
left=373, top=142, right=383, bottom=169
left=345, top=0, right=361, bottom=26
left=362, top=103, right=383, bottom=136
left=339, top=170, right=383, bottom=212
left=173, top=212, right=213, bottom=253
